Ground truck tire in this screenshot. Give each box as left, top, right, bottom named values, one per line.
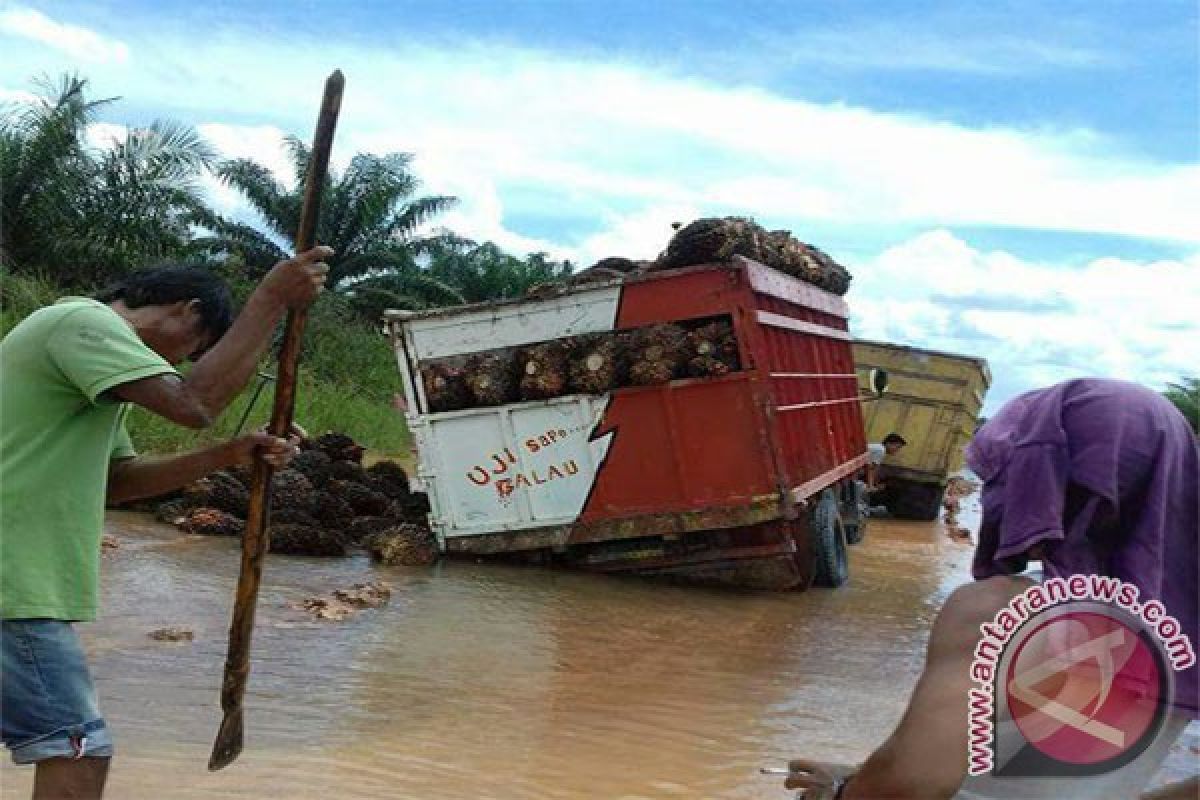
left=810, top=489, right=849, bottom=588
left=887, top=479, right=945, bottom=521
left=842, top=480, right=868, bottom=545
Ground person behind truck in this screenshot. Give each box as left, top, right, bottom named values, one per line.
left=865, top=432, right=907, bottom=495
left=784, top=378, right=1198, bottom=799
left=0, top=249, right=330, bottom=800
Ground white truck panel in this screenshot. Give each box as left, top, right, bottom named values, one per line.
left=389, top=285, right=625, bottom=542
left=416, top=397, right=614, bottom=539
left=401, top=285, right=621, bottom=361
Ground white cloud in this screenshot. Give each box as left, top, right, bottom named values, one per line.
left=573, top=204, right=702, bottom=266
left=849, top=230, right=1200, bottom=412
left=83, top=121, right=125, bottom=150
left=0, top=7, right=129, bottom=64
left=196, top=123, right=295, bottom=184
left=0, top=86, right=37, bottom=104
left=6, top=31, right=1194, bottom=252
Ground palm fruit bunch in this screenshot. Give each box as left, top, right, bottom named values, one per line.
left=366, top=460, right=409, bottom=499
left=270, top=508, right=321, bottom=528
left=765, top=230, right=851, bottom=295
left=388, top=492, right=431, bottom=524
left=363, top=524, right=439, bottom=566
left=312, top=490, right=355, bottom=527
left=592, top=256, right=640, bottom=274
left=269, top=469, right=316, bottom=514
left=627, top=323, right=688, bottom=385
left=517, top=341, right=569, bottom=400
left=155, top=498, right=191, bottom=524
left=320, top=460, right=370, bottom=487
left=656, top=217, right=769, bottom=271
left=568, top=334, right=626, bottom=395
left=422, top=362, right=471, bottom=412
left=347, top=516, right=396, bottom=545
left=798, top=241, right=850, bottom=295
left=177, top=508, right=244, bottom=537
left=329, top=479, right=390, bottom=517
left=686, top=320, right=740, bottom=378
left=312, top=432, right=366, bottom=464
left=289, top=449, right=332, bottom=485
left=654, top=217, right=852, bottom=296
left=208, top=471, right=250, bottom=517
left=464, top=351, right=517, bottom=407
left=179, top=473, right=249, bottom=517
left=147, top=431, right=436, bottom=561
left=567, top=256, right=640, bottom=287
left=268, top=524, right=347, bottom=557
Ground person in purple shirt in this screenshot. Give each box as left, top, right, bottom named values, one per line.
left=784, top=379, right=1198, bottom=799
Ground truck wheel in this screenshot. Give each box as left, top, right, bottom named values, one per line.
left=842, top=480, right=867, bottom=545
left=810, top=489, right=849, bottom=588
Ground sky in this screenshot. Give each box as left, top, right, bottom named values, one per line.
left=2, top=0, right=1197, bottom=413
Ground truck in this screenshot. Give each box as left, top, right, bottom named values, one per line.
left=386, top=256, right=872, bottom=591
left=853, top=339, right=991, bottom=520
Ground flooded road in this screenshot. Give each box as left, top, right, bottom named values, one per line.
left=3, top=501, right=1195, bottom=798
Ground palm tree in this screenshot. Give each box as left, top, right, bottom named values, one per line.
left=62, top=120, right=216, bottom=285
left=1163, top=377, right=1199, bottom=434
left=425, top=241, right=573, bottom=303
left=198, top=137, right=456, bottom=287
left=1, top=74, right=217, bottom=285
left=0, top=73, right=111, bottom=269
left=337, top=240, right=575, bottom=321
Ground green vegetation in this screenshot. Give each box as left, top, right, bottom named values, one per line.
left=1, top=72, right=573, bottom=455
left=1163, top=378, right=1199, bottom=434
left=1, top=272, right=411, bottom=454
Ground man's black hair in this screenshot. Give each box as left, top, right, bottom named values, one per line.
left=95, top=265, right=235, bottom=342
left=883, top=433, right=908, bottom=447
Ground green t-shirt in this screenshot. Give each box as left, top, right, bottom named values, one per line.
left=1, top=298, right=177, bottom=620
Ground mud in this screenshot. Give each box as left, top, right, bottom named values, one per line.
left=293, top=581, right=393, bottom=621
left=942, top=474, right=980, bottom=543
left=147, top=626, right=194, bottom=642
left=1, top=500, right=1194, bottom=799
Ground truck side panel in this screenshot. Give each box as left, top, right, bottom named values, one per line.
left=744, top=260, right=866, bottom=499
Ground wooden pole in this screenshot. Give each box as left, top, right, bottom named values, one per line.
left=208, top=69, right=344, bottom=772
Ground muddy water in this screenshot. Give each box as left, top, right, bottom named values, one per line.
left=2, top=501, right=1195, bottom=798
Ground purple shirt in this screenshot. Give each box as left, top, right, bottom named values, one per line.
left=967, top=379, right=1198, bottom=717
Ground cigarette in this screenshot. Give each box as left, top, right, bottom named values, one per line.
left=760, top=767, right=790, bottom=775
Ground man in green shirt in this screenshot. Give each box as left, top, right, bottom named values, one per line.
left=1, top=247, right=330, bottom=799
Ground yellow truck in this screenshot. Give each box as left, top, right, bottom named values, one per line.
left=853, top=340, right=991, bottom=519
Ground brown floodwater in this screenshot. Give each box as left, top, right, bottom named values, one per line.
left=3, top=495, right=1196, bottom=799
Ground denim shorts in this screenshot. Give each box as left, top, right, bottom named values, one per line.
left=1, top=619, right=114, bottom=763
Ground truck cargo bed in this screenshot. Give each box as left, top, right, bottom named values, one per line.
left=387, top=258, right=868, bottom=589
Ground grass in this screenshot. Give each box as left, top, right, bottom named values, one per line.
left=2, top=269, right=412, bottom=456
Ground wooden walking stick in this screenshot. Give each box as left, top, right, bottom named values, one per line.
left=209, top=69, right=344, bottom=772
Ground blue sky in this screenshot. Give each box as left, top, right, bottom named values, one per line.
left=2, top=1, right=1197, bottom=412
